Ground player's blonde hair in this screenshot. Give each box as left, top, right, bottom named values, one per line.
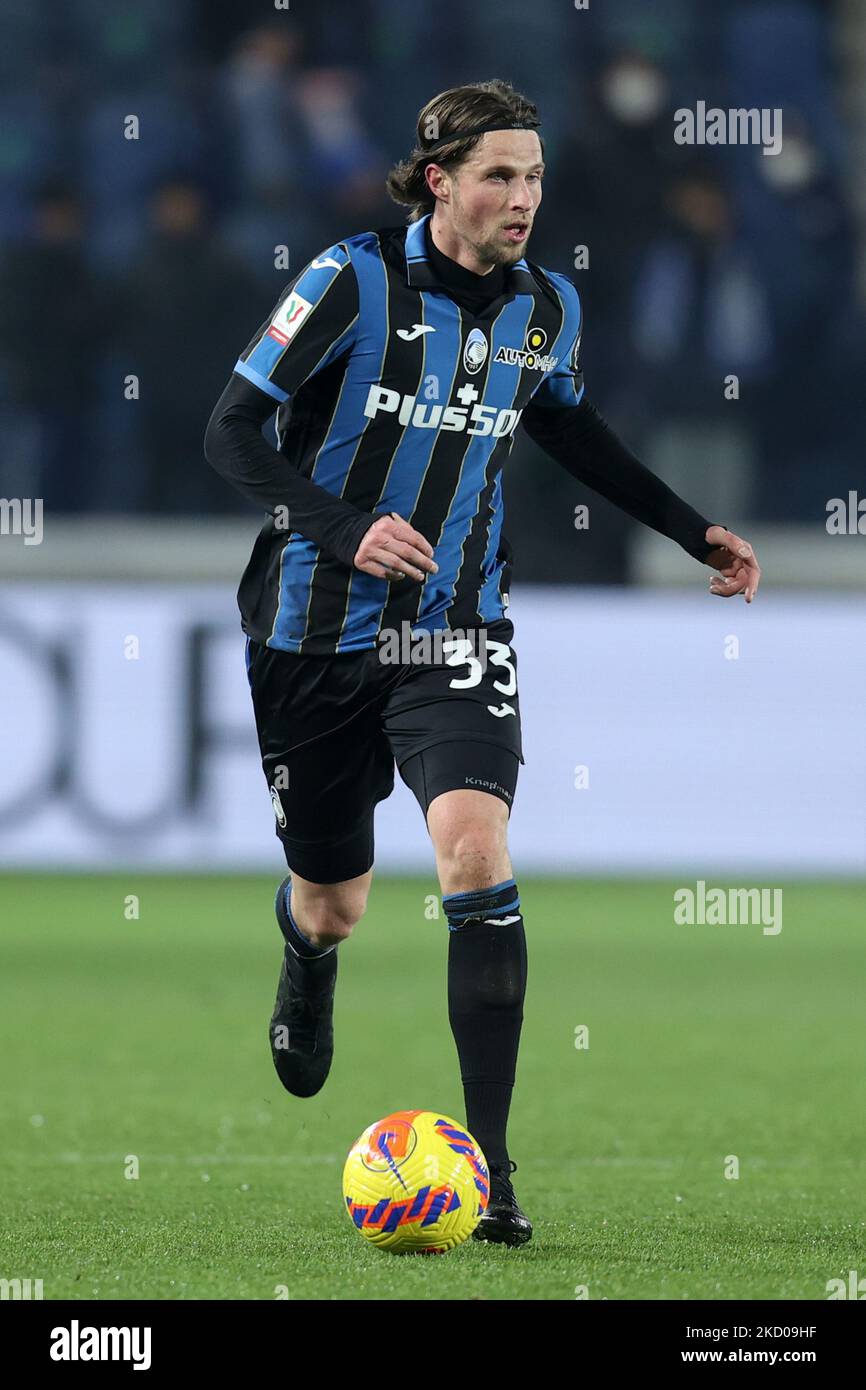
left=386, top=79, right=542, bottom=222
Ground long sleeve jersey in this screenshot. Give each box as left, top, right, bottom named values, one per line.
left=205, top=214, right=714, bottom=654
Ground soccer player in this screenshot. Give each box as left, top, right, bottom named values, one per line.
left=205, top=79, right=761, bottom=1246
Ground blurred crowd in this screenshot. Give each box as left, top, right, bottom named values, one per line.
left=0, top=0, right=862, bottom=580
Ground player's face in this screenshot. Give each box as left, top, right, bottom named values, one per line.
left=434, top=130, right=544, bottom=270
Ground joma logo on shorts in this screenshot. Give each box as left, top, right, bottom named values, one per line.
left=363, top=384, right=522, bottom=438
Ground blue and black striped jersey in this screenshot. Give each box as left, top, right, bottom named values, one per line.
left=230, top=214, right=583, bottom=655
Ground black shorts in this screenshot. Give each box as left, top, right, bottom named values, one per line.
left=245, top=618, right=523, bottom=883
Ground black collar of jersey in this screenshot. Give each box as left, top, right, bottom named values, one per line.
left=423, top=217, right=506, bottom=302
left=403, top=213, right=538, bottom=297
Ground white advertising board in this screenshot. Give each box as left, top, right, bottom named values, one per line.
left=0, top=586, right=863, bottom=874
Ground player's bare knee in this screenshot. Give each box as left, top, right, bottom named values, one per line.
left=291, top=869, right=370, bottom=943
left=311, top=917, right=355, bottom=946
left=437, top=823, right=509, bottom=892
left=299, top=887, right=368, bottom=944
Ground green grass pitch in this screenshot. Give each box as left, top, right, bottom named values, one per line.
left=1, top=874, right=864, bottom=1301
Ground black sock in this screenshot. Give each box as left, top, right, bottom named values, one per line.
left=443, top=880, right=527, bottom=1169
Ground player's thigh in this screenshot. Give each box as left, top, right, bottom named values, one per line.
left=267, top=729, right=393, bottom=885
left=384, top=617, right=522, bottom=797
left=383, top=619, right=523, bottom=772
left=425, top=786, right=512, bottom=894
left=383, top=620, right=522, bottom=889
left=399, top=742, right=517, bottom=893
left=245, top=639, right=395, bottom=884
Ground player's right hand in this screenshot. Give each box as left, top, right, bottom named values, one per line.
left=353, top=511, right=439, bottom=584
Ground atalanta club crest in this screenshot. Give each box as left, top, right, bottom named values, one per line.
left=270, top=785, right=287, bottom=829
left=463, top=327, right=489, bottom=374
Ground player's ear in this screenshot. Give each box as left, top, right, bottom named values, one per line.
left=425, top=162, right=449, bottom=201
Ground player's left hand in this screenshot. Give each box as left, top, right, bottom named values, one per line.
left=704, top=525, right=761, bottom=603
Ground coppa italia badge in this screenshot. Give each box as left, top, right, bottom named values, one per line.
left=267, top=292, right=313, bottom=346
left=494, top=326, right=558, bottom=372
